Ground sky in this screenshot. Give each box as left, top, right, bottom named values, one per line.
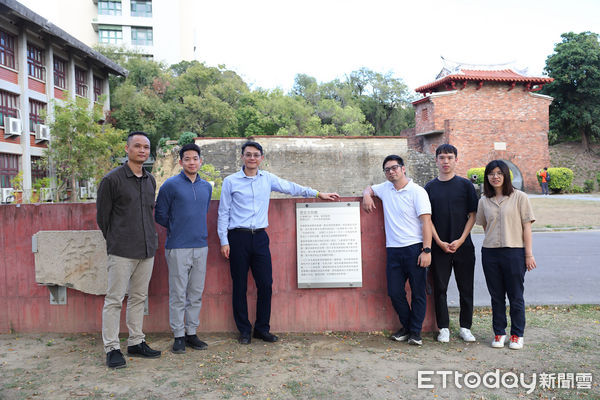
left=193, top=0, right=600, bottom=92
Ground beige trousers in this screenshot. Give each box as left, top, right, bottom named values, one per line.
left=102, top=255, right=154, bottom=353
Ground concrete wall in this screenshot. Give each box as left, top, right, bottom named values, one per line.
left=0, top=202, right=437, bottom=334
left=154, top=136, right=438, bottom=196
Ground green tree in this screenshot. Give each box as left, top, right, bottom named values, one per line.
left=544, top=31, right=600, bottom=151
left=347, top=68, right=416, bottom=135
left=43, top=97, right=125, bottom=201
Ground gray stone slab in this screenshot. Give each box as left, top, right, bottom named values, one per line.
left=33, top=230, right=108, bottom=295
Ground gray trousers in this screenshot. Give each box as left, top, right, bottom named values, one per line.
left=102, top=255, right=154, bottom=353
left=166, top=247, right=208, bottom=337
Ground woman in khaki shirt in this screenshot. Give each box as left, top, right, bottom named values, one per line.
left=475, top=160, right=537, bottom=350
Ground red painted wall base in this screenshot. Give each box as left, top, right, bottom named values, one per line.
left=0, top=199, right=436, bottom=333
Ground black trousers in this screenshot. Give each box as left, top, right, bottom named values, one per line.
left=228, top=229, right=273, bottom=335
left=386, top=244, right=427, bottom=334
left=481, top=247, right=526, bottom=337
left=431, top=245, right=475, bottom=329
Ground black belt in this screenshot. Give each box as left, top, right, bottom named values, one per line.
left=230, top=228, right=265, bottom=234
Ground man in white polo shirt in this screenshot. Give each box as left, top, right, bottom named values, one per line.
left=362, top=155, right=432, bottom=345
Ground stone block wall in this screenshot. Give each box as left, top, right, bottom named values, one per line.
left=154, top=136, right=438, bottom=196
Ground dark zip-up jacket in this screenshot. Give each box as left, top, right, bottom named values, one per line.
left=155, top=171, right=212, bottom=249
left=96, top=162, right=158, bottom=259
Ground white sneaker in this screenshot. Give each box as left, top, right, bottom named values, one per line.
left=437, top=328, right=450, bottom=343
left=491, top=334, right=506, bottom=348
left=508, top=335, right=524, bottom=350
left=459, top=327, right=476, bottom=342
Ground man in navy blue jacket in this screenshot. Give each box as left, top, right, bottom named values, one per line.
left=155, top=143, right=212, bottom=354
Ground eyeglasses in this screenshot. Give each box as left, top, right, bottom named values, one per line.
left=383, top=165, right=402, bottom=174
left=487, top=173, right=504, bottom=178
left=243, top=152, right=262, bottom=159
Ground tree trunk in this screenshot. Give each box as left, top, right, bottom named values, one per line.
left=70, top=176, right=77, bottom=202
left=581, top=127, right=591, bottom=152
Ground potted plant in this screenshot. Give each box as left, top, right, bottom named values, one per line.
left=10, top=171, right=24, bottom=204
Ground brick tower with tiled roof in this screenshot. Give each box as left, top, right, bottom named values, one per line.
left=408, top=59, right=554, bottom=192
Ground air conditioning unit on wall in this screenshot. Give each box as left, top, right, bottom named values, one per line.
left=4, top=117, right=22, bottom=137
left=35, top=124, right=50, bottom=142
left=1, top=188, right=15, bottom=203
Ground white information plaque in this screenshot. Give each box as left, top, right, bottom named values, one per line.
left=296, top=202, right=362, bottom=288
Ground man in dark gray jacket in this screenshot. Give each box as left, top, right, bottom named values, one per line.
left=96, top=131, right=161, bottom=369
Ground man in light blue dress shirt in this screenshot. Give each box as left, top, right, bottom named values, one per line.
left=217, top=141, right=339, bottom=344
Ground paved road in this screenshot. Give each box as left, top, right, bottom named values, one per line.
left=446, top=230, right=600, bottom=306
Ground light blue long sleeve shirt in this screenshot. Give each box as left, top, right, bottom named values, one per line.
left=217, top=168, right=318, bottom=246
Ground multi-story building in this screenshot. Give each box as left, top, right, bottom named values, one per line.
left=17, top=0, right=198, bottom=64
left=0, top=0, right=126, bottom=199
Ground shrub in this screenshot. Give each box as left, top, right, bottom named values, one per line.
left=178, top=131, right=197, bottom=146
left=158, top=137, right=170, bottom=149
left=583, top=179, right=594, bottom=193
left=569, top=185, right=584, bottom=194
left=466, top=168, right=485, bottom=184
left=596, top=172, right=600, bottom=188
left=546, top=168, right=573, bottom=193
left=467, top=167, right=513, bottom=184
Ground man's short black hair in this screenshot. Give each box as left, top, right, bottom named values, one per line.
left=382, top=155, right=404, bottom=170
left=180, top=143, right=201, bottom=159
left=435, top=144, right=458, bottom=157
left=127, top=131, right=150, bottom=144
left=241, top=141, right=263, bottom=155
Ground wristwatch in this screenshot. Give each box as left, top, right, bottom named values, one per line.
left=422, top=247, right=432, bottom=254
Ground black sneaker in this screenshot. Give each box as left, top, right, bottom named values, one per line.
left=127, top=341, right=162, bottom=358
left=390, top=328, right=409, bottom=342
left=106, top=349, right=126, bottom=369
left=408, top=332, right=423, bottom=346
left=172, top=337, right=186, bottom=354
left=185, top=334, right=208, bottom=350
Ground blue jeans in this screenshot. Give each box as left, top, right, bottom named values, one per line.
left=481, top=247, right=526, bottom=337
left=386, top=244, right=427, bottom=334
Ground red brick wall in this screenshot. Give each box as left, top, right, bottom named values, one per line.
left=411, top=82, right=551, bottom=192
left=0, top=66, right=18, bottom=84
left=28, top=77, right=46, bottom=94
left=54, top=87, right=66, bottom=100
left=0, top=128, right=21, bottom=144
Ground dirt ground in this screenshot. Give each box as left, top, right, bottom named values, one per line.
left=1, top=306, right=598, bottom=400
left=549, top=142, right=600, bottom=187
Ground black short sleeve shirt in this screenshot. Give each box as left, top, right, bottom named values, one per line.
left=425, top=176, right=478, bottom=248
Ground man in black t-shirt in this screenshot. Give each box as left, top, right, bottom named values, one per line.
left=425, top=144, right=478, bottom=343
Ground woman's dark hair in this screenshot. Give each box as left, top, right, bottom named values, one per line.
left=483, top=160, right=514, bottom=197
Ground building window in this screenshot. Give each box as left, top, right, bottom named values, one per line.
left=99, top=27, right=123, bottom=44
left=53, top=57, right=67, bottom=89
left=0, top=153, right=19, bottom=188
left=29, top=100, right=46, bottom=133
left=131, top=0, right=152, bottom=17
left=131, top=27, right=153, bottom=46
left=27, top=43, right=45, bottom=81
left=0, top=90, right=19, bottom=127
left=93, top=76, right=103, bottom=102
left=75, top=67, right=88, bottom=97
left=98, top=0, right=122, bottom=15
left=0, top=29, right=16, bottom=69
left=31, top=156, right=48, bottom=183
